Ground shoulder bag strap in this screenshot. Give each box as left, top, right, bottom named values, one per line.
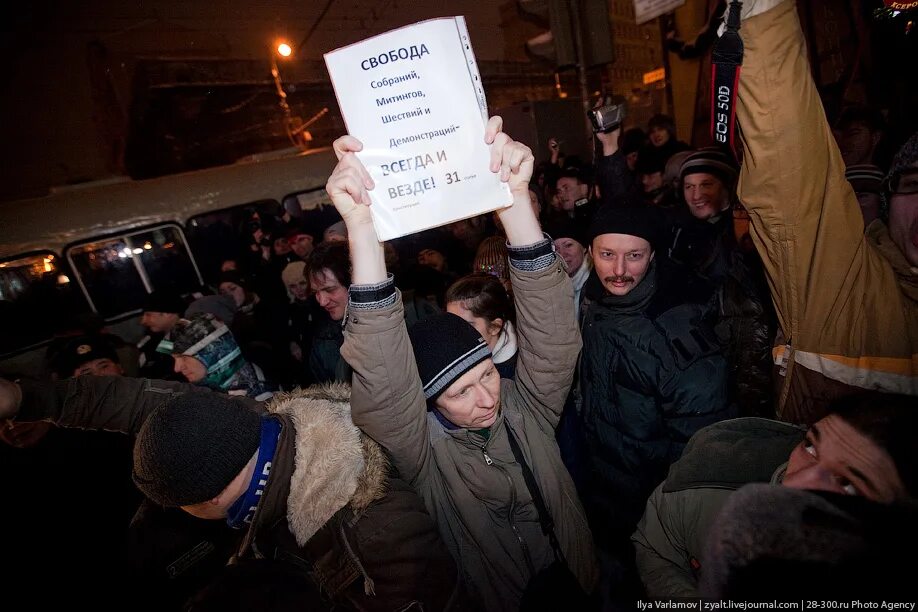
left=505, top=425, right=566, bottom=564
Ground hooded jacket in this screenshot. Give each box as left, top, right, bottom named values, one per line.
left=735, top=0, right=917, bottom=425
left=15, top=376, right=463, bottom=611
left=341, top=254, right=599, bottom=612
left=631, top=417, right=805, bottom=597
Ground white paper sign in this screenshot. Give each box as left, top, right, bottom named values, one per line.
left=633, top=0, right=685, bottom=24
left=324, top=17, right=513, bottom=241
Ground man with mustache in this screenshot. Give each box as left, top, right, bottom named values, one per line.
left=577, top=206, right=735, bottom=597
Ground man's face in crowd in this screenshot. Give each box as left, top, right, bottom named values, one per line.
left=625, top=151, right=639, bottom=172
left=74, top=358, right=123, bottom=378
left=289, top=234, right=314, bottom=259
left=683, top=172, right=729, bottom=220
left=783, top=414, right=907, bottom=504
left=649, top=126, right=670, bottom=148
left=641, top=172, right=664, bottom=195
left=837, top=121, right=880, bottom=167
left=141, top=311, right=180, bottom=334
left=219, top=282, right=247, bottom=308
left=310, top=268, right=348, bottom=321
left=435, top=359, right=502, bottom=428
left=418, top=249, right=447, bottom=273
left=173, top=354, right=207, bottom=383
left=888, top=165, right=918, bottom=267
left=556, top=177, right=587, bottom=211
left=591, top=233, right=654, bottom=297
left=554, top=237, right=586, bottom=277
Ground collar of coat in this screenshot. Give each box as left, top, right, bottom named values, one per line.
left=265, top=383, right=389, bottom=546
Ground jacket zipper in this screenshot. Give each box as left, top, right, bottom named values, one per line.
left=477, top=433, right=536, bottom=575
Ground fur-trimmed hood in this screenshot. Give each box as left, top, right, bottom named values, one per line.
left=265, top=383, right=389, bottom=546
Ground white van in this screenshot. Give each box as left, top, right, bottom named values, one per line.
left=0, top=147, right=337, bottom=375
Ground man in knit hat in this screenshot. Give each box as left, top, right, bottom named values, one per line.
left=577, top=206, right=734, bottom=595
left=669, top=146, right=776, bottom=418
left=285, top=227, right=314, bottom=262
left=0, top=376, right=464, bottom=611
left=635, top=146, right=669, bottom=206
left=729, top=0, right=917, bottom=424
left=679, top=146, right=738, bottom=222
left=171, top=313, right=272, bottom=401
left=330, top=118, right=598, bottom=611
left=137, top=288, right=187, bottom=380
left=844, top=164, right=885, bottom=226
left=632, top=391, right=917, bottom=598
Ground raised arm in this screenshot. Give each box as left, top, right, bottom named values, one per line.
left=737, top=4, right=898, bottom=362
left=336, top=119, right=556, bottom=481
left=487, top=119, right=582, bottom=432
left=2, top=376, right=254, bottom=435
left=329, top=135, right=432, bottom=483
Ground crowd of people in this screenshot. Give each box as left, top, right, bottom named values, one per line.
left=1, top=1, right=916, bottom=609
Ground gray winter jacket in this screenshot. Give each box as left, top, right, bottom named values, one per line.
left=342, top=252, right=599, bottom=612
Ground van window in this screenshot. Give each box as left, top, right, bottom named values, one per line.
left=66, top=224, right=201, bottom=319
left=0, top=253, right=89, bottom=354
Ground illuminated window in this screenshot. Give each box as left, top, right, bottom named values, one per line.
left=67, top=224, right=201, bottom=318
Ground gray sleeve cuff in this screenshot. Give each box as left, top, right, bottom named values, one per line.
left=507, top=234, right=556, bottom=272
left=349, top=274, right=398, bottom=310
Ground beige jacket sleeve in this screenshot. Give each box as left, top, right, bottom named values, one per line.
left=736, top=1, right=916, bottom=413
left=341, top=295, right=432, bottom=486
left=503, top=257, right=582, bottom=433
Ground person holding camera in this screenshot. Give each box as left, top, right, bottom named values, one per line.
left=330, top=117, right=598, bottom=611
left=591, top=97, right=640, bottom=209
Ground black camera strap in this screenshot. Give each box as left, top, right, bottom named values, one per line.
left=505, top=425, right=566, bottom=564
left=711, top=1, right=744, bottom=155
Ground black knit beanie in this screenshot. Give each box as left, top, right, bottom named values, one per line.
left=132, top=393, right=262, bottom=507
left=407, top=313, right=491, bottom=402
left=544, top=216, right=588, bottom=248
left=587, top=206, right=664, bottom=252
left=143, top=289, right=186, bottom=315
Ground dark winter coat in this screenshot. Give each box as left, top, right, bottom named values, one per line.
left=578, top=264, right=735, bottom=543
left=668, top=210, right=776, bottom=417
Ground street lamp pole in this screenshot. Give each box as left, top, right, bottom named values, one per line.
left=270, top=40, right=328, bottom=149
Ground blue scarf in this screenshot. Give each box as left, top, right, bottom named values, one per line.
left=226, top=416, right=283, bottom=530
